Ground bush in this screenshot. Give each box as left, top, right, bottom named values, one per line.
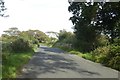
left=95, top=35, right=109, bottom=47
left=91, top=45, right=120, bottom=71
left=114, top=38, right=120, bottom=46
left=11, top=38, right=33, bottom=53
left=107, top=45, right=120, bottom=70
left=2, top=42, right=12, bottom=52
left=92, top=46, right=110, bottom=63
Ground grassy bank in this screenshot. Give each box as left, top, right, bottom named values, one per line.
left=2, top=51, right=34, bottom=78
left=53, top=45, right=94, bottom=61
left=68, top=50, right=94, bottom=61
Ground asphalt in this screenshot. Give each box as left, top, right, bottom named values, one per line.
left=18, top=46, right=119, bottom=78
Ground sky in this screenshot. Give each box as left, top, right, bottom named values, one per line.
left=0, top=0, right=74, bottom=35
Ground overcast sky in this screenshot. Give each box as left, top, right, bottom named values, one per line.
left=0, top=0, right=74, bottom=35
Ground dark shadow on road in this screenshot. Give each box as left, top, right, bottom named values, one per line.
left=18, top=47, right=100, bottom=78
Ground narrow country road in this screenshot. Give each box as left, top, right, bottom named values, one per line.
left=18, top=46, right=119, bottom=78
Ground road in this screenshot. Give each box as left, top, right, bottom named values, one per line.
left=18, top=46, right=119, bottom=78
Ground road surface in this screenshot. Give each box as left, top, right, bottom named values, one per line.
left=18, top=46, right=119, bottom=78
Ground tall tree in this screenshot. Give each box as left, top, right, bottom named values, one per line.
left=68, top=2, right=120, bottom=52
left=95, top=2, right=120, bottom=43
left=68, top=2, right=99, bottom=52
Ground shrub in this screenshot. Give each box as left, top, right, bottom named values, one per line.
left=91, top=45, right=120, bottom=71
left=95, top=35, right=109, bottom=47
left=2, top=42, right=12, bottom=52
left=107, top=45, right=120, bottom=70
left=114, top=38, right=120, bottom=46
left=11, top=38, right=33, bottom=53
left=92, top=46, right=110, bottom=63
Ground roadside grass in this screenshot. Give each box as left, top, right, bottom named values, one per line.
left=56, top=46, right=95, bottom=62
left=2, top=51, right=34, bottom=78
left=33, top=44, right=39, bottom=51
left=81, top=53, right=95, bottom=61
left=69, top=50, right=82, bottom=55
left=68, top=50, right=94, bottom=61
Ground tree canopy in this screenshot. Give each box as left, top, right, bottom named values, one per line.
left=68, top=1, right=120, bottom=52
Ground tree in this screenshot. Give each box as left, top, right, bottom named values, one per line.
left=68, top=2, right=120, bottom=52
left=46, top=31, right=58, bottom=39
left=58, top=29, right=68, bottom=41
left=54, top=29, right=76, bottom=49
left=68, top=2, right=99, bottom=52
left=2, top=27, right=21, bottom=43
left=0, top=0, right=7, bottom=17
left=95, top=2, right=120, bottom=43
left=20, top=30, right=50, bottom=43
left=32, top=30, right=50, bottom=43
left=3, top=27, right=20, bottom=36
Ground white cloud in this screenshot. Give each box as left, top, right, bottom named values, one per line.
left=0, top=0, right=73, bottom=35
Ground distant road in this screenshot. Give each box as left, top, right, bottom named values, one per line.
left=18, top=46, right=119, bottom=78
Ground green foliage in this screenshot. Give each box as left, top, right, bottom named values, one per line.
left=2, top=28, right=50, bottom=52
left=3, top=27, right=20, bottom=36
left=2, top=37, right=34, bottom=53
left=2, top=42, right=12, bottom=52
left=2, top=52, right=33, bottom=78
left=68, top=2, right=120, bottom=52
left=53, top=30, right=76, bottom=51
left=10, top=38, right=33, bottom=53
left=81, top=53, right=94, bottom=61
left=69, top=50, right=94, bottom=61
left=54, top=43, right=72, bottom=52
left=95, top=34, right=109, bottom=47
left=69, top=50, right=81, bottom=55
left=47, top=37, right=57, bottom=46
left=20, top=30, right=49, bottom=43
left=107, top=45, right=120, bottom=70
left=91, top=45, right=120, bottom=71
left=58, top=29, right=74, bottom=43
left=68, top=2, right=120, bottom=71
left=114, top=38, right=120, bottom=46
left=68, top=2, right=99, bottom=52
left=96, top=2, right=120, bottom=43
left=92, top=46, right=110, bottom=63
left=1, top=27, right=49, bottom=78
left=76, top=40, right=94, bottom=52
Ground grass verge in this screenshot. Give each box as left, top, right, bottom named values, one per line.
left=53, top=46, right=95, bottom=62
left=69, top=50, right=94, bottom=61
left=2, top=51, right=34, bottom=78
